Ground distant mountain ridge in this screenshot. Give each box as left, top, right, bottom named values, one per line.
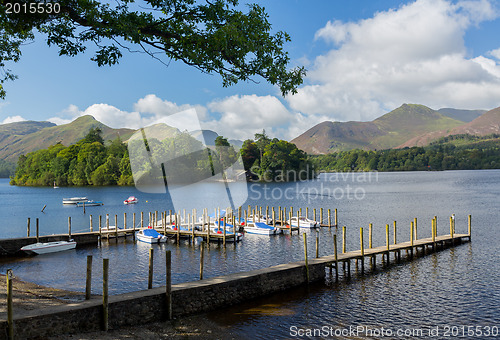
left=292, top=104, right=465, bottom=154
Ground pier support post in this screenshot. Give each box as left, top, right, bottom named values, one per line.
left=200, top=242, right=204, bottom=280
left=90, top=215, right=93, bottom=232
left=68, top=217, right=72, bottom=239
left=303, top=233, right=309, bottom=283
left=36, top=218, right=39, bottom=243
left=328, top=209, right=331, bottom=228
left=27, top=218, right=30, bottom=237
left=333, top=234, right=339, bottom=282
left=7, top=269, right=13, bottom=340
left=316, top=230, right=319, bottom=258
left=335, top=208, right=338, bottom=227
left=342, top=226, right=346, bottom=253
left=386, top=223, right=390, bottom=263
left=102, top=258, right=109, bottom=331
left=410, top=221, right=414, bottom=259
left=368, top=223, right=373, bottom=249
left=360, top=227, right=365, bottom=274
left=86, top=255, right=92, bottom=300
left=468, top=214, right=472, bottom=239
left=166, top=250, right=172, bottom=320
left=148, top=248, right=154, bottom=289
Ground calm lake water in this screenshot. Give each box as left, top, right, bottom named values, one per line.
left=0, top=170, right=499, bottom=338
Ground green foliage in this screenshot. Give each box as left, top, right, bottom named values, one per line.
left=311, top=134, right=500, bottom=172
left=0, top=159, right=15, bottom=178
left=0, top=0, right=305, bottom=98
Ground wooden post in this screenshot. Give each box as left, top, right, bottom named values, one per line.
left=115, top=215, right=118, bottom=239
left=165, top=250, right=172, bottom=320
left=191, top=214, right=195, bottom=243
left=315, top=230, right=319, bottom=258
left=90, top=215, right=93, bottom=232
left=328, top=209, right=331, bottom=228
left=342, top=226, right=346, bottom=253
left=386, top=223, right=390, bottom=262
left=86, top=255, right=92, bottom=300
left=368, top=223, right=373, bottom=248
left=333, top=234, right=339, bottom=281
left=434, top=215, right=438, bottom=235
left=320, top=208, right=323, bottom=225
left=450, top=216, right=454, bottom=238
left=27, top=217, right=30, bottom=237
left=36, top=218, right=39, bottom=243
left=334, top=208, right=338, bottom=227
left=68, top=216, right=72, bottom=239
left=410, top=221, right=414, bottom=246
left=223, top=216, right=226, bottom=246
left=272, top=208, right=276, bottom=228
left=414, top=217, right=418, bottom=240
left=468, top=214, right=472, bottom=238
left=124, top=213, right=127, bottom=230
left=141, top=212, right=144, bottom=229
left=7, top=269, right=13, bottom=340
left=199, top=242, right=204, bottom=280
left=306, top=207, right=309, bottom=219
left=99, top=215, right=102, bottom=239
left=432, top=217, right=436, bottom=243
left=313, top=208, right=316, bottom=222
left=360, top=227, right=364, bottom=274
left=133, top=213, right=136, bottom=234
left=303, top=233, right=309, bottom=283
left=176, top=214, right=180, bottom=243
left=102, top=258, right=109, bottom=331
left=148, top=248, right=154, bottom=289
left=393, top=221, right=397, bottom=244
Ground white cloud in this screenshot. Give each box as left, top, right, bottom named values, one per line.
left=1, top=115, right=26, bottom=124
left=288, top=0, right=500, bottom=120
left=205, top=94, right=293, bottom=140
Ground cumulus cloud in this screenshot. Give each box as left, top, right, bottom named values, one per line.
left=1, top=115, right=27, bottom=124
left=289, top=0, right=500, bottom=121
left=205, top=94, right=294, bottom=140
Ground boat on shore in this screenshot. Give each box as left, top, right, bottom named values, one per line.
left=136, top=228, right=168, bottom=243
left=124, top=196, right=138, bottom=204
left=76, top=200, right=103, bottom=207
left=62, top=197, right=88, bottom=205
left=20, top=240, right=77, bottom=255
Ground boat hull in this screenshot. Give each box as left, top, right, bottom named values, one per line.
left=21, top=241, right=77, bottom=255
left=136, top=230, right=168, bottom=243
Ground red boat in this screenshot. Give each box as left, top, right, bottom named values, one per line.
left=123, top=196, right=139, bottom=204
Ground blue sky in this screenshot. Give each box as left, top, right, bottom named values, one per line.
left=1, top=0, right=500, bottom=141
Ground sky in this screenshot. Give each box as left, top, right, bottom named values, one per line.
left=1, top=0, right=500, bottom=141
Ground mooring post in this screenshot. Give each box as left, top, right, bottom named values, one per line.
left=36, top=218, right=39, bottom=243
left=335, top=208, right=338, bottom=227
left=141, top=212, right=144, bottom=229
left=434, top=215, right=438, bottom=235
left=316, top=230, right=319, bottom=258
left=414, top=217, right=418, bottom=240
left=410, top=221, right=414, bottom=259
left=320, top=208, right=323, bottom=225
left=7, top=269, right=13, bottom=340
left=468, top=214, right=472, bottom=239
left=333, top=234, right=339, bottom=281
left=200, top=242, right=205, bottom=280
left=328, top=209, right=331, bottom=228
left=393, top=221, right=397, bottom=245
left=223, top=216, right=226, bottom=247
left=68, top=217, right=72, bottom=239
left=303, top=233, right=309, bottom=283
left=99, top=215, right=102, bottom=239
left=106, top=214, right=110, bottom=240
left=86, top=255, right=92, bottom=300
left=313, top=208, right=316, bottom=222
left=369, top=223, right=373, bottom=248
left=102, top=258, right=109, bottom=331
left=360, top=227, right=365, bottom=274
left=386, top=223, right=390, bottom=262
left=432, top=217, right=436, bottom=243
left=133, top=213, right=136, bottom=236
left=115, top=215, right=118, bottom=239
left=306, top=207, right=309, bottom=219
left=124, top=212, right=127, bottom=232
left=165, top=250, right=172, bottom=320
left=342, top=226, right=346, bottom=253
left=27, top=217, right=30, bottom=237
left=90, top=215, right=93, bottom=232
left=148, top=248, right=154, bottom=289
left=176, top=214, right=180, bottom=243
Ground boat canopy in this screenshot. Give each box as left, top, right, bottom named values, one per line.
left=143, top=229, right=161, bottom=237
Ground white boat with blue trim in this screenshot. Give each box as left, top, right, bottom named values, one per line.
left=20, top=240, right=77, bottom=255
left=136, top=228, right=168, bottom=243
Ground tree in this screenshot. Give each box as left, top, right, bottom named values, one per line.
left=0, top=0, right=306, bottom=99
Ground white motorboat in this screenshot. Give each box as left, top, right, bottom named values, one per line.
left=76, top=200, right=103, bottom=207
left=287, top=216, right=319, bottom=228
left=20, top=240, right=77, bottom=255
left=62, top=197, right=88, bottom=205
left=124, top=196, right=138, bottom=204
left=136, top=228, right=168, bottom=243
left=243, top=221, right=279, bottom=235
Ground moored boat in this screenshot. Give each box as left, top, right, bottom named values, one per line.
left=76, top=200, right=103, bottom=207
left=20, top=240, right=77, bottom=255
left=136, top=228, right=168, bottom=243
left=287, top=216, right=319, bottom=228
left=62, top=197, right=87, bottom=204
left=243, top=221, right=279, bottom=235
left=124, top=196, right=139, bottom=204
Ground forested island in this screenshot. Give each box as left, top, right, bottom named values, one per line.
left=9, top=129, right=314, bottom=186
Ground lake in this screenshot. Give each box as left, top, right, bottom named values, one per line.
left=0, top=170, right=499, bottom=338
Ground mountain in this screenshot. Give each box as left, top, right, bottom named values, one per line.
left=437, top=108, right=487, bottom=123
left=292, top=104, right=465, bottom=154
left=0, top=115, right=135, bottom=163
left=399, top=106, right=500, bottom=147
